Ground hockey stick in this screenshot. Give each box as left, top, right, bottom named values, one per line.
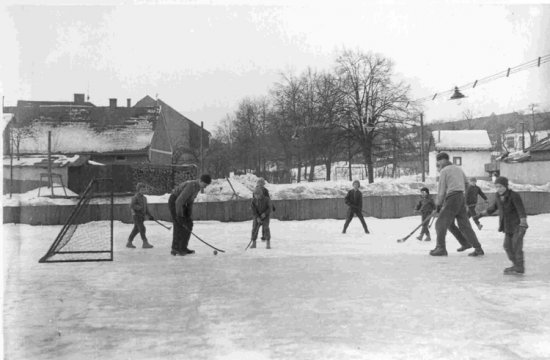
left=153, top=219, right=172, bottom=230
left=428, top=216, right=436, bottom=229
left=226, top=177, right=241, bottom=200
left=245, top=219, right=263, bottom=251
left=396, top=211, right=436, bottom=243
left=180, top=222, right=226, bottom=253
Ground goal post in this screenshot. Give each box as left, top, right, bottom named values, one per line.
left=39, top=178, right=114, bottom=263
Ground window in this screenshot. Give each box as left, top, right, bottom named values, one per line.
left=453, top=157, right=462, bottom=166
left=115, top=155, right=127, bottom=161
left=505, top=136, right=515, bottom=149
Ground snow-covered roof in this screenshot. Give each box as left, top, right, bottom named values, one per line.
left=527, top=135, right=550, bottom=152
left=3, top=155, right=86, bottom=168
left=432, top=130, right=492, bottom=151
left=16, top=120, right=153, bottom=154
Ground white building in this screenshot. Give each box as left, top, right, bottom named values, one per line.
left=502, top=130, right=550, bottom=153
left=429, top=130, right=493, bottom=178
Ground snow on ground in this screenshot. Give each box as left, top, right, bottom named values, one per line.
left=3, top=215, right=550, bottom=360
left=3, top=174, right=550, bottom=207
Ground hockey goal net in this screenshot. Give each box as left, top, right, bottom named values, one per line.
left=39, top=178, right=114, bottom=263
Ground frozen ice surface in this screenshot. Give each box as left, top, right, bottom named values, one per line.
left=3, top=215, right=550, bottom=360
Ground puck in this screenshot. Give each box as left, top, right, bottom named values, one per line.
left=213, top=250, right=218, bottom=255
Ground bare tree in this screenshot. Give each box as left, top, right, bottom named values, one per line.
left=336, top=49, right=412, bottom=183
left=10, top=125, right=35, bottom=160
left=462, top=109, right=477, bottom=130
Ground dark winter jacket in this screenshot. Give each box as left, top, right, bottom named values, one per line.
left=345, top=189, right=363, bottom=211
left=172, top=180, right=201, bottom=217
left=251, top=193, right=272, bottom=219
left=465, top=185, right=487, bottom=206
left=485, top=189, right=527, bottom=234
left=415, top=196, right=435, bottom=216
left=130, top=193, right=150, bottom=217
left=258, top=186, right=276, bottom=212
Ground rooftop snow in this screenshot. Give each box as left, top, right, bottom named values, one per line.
left=3, top=154, right=84, bottom=168
left=432, top=130, right=492, bottom=150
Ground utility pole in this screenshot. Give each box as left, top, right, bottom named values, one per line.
left=420, top=113, right=425, bottom=182
left=200, top=121, right=204, bottom=193
left=347, top=117, right=352, bottom=181
left=521, top=122, right=525, bottom=151
left=48, top=131, right=53, bottom=196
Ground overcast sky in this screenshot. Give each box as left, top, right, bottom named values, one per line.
left=1, top=1, right=549, bottom=132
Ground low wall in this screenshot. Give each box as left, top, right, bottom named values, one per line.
left=500, top=161, right=550, bottom=185
left=4, top=192, right=550, bottom=225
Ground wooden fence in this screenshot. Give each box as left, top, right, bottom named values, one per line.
left=4, top=192, right=550, bottom=225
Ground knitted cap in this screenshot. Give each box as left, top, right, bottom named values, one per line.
left=420, top=187, right=429, bottom=194
left=494, top=176, right=509, bottom=188
left=200, top=174, right=212, bottom=184
left=436, top=152, right=449, bottom=161
left=470, top=177, right=477, bottom=182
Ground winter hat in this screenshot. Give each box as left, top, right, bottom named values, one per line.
left=470, top=177, right=477, bottom=182
left=200, top=174, right=212, bottom=184
left=420, top=187, right=429, bottom=194
left=494, top=176, right=509, bottom=188
left=256, top=177, right=266, bottom=186
left=436, top=152, right=449, bottom=161
left=352, top=180, right=361, bottom=187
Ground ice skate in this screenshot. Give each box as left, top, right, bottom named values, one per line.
left=416, top=235, right=423, bottom=241
left=126, top=240, right=136, bottom=249
left=171, top=249, right=185, bottom=256
left=185, top=248, right=195, bottom=254
left=250, top=240, right=256, bottom=249
left=266, top=240, right=271, bottom=249
left=468, top=248, right=484, bottom=257
left=476, top=222, right=483, bottom=230
left=504, top=266, right=524, bottom=275
left=424, top=236, right=431, bottom=242
left=429, top=247, right=448, bottom=256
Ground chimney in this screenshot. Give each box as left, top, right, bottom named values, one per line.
left=127, top=98, right=131, bottom=108
left=109, top=98, right=117, bottom=109
left=74, top=93, right=85, bottom=104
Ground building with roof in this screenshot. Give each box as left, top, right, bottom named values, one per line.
left=499, top=135, right=550, bottom=185
left=3, top=93, right=210, bottom=166
left=428, top=130, right=493, bottom=178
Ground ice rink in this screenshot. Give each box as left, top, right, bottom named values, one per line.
left=3, top=214, right=550, bottom=360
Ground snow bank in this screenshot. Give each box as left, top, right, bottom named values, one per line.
left=3, top=176, right=550, bottom=207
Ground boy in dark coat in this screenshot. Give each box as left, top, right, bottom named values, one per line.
left=127, top=182, right=154, bottom=249
left=342, top=180, right=369, bottom=234
left=414, top=187, right=435, bottom=241
left=168, top=174, right=212, bottom=256
left=250, top=185, right=272, bottom=249
left=474, top=176, right=528, bottom=274
left=466, top=177, right=488, bottom=230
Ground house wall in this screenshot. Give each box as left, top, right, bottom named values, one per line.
left=429, top=150, right=491, bottom=178
left=530, top=151, right=550, bottom=161
left=500, top=161, right=550, bottom=185
left=149, top=111, right=173, bottom=165
left=2, top=166, right=68, bottom=194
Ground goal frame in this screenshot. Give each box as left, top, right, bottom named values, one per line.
left=38, top=178, right=114, bottom=263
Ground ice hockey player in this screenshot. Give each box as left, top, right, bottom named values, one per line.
left=466, top=177, right=488, bottom=230
left=414, top=187, right=435, bottom=241
left=342, top=180, right=370, bottom=234
left=250, top=185, right=272, bottom=249
left=431, top=152, right=484, bottom=257
left=256, top=177, right=275, bottom=241
left=474, top=176, right=528, bottom=275
left=168, top=174, right=212, bottom=256
left=127, top=182, right=154, bottom=249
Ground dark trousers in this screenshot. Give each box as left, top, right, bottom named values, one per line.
left=435, top=192, right=482, bottom=250
left=467, top=205, right=481, bottom=225
left=419, top=213, right=431, bottom=238
left=128, top=215, right=147, bottom=242
left=169, top=195, right=193, bottom=252
left=251, top=216, right=271, bottom=241
left=504, top=227, right=526, bottom=271
left=343, top=208, right=369, bottom=233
